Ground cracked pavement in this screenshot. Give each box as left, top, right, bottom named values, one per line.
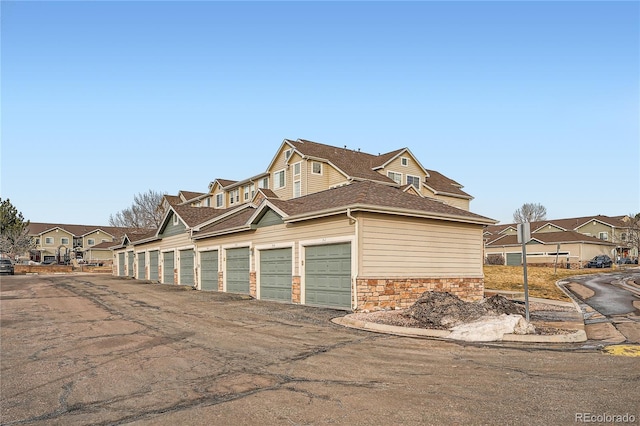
left=1, top=274, right=638, bottom=425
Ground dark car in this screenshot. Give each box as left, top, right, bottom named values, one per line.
left=0, top=259, right=15, bottom=275
left=587, top=255, right=613, bottom=268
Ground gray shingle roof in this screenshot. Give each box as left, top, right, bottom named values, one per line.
left=486, top=230, right=616, bottom=247
left=269, top=180, right=493, bottom=223
left=288, top=139, right=397, bottom=184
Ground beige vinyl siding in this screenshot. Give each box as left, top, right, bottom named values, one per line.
left=269, top=148, right=291, bottom=199
left=380, top=156, right=425, bottom=189
left=40, top=229, right=74, bottom=247
left=576, top=221, right=614, bottom=241
left=305, top=161, right=349, bottom=195
left=535, top=224, right=565, bottom=233
left=195, top=215, right=354, bottom=276
left=487, top=242, right=612, bottom=264
left=360, top=213, right=483, bottom=278
left=83, top=231, right=112, bottom=248
left=430, top=194, right=470, bottom=211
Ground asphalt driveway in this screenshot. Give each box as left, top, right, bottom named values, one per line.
left=1, top=274, right=638, bottom=425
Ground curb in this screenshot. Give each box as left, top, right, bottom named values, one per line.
left=331, top=314, right=587, bottom=343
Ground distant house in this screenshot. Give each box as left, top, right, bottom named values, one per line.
left=484, top=215, right=634, bottom=267
left=26, top=223, right=129, bottom=263
left=113, top=138, right=496, bottom=311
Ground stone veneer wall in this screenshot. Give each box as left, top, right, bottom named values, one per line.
left=292, top=276, right=301, bottom=304
left=356, top=277, right=484, bottom=312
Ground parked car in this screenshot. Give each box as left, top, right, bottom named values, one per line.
left=42, top=258, right=57, bottom=265
left=0, top=259, right=15, bottom=275
left=587, top=255, right=613, bottom=268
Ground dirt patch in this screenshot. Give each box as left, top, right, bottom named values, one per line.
left=351, top=292, right=578, bottom=335
left=402, top=292, right=525, bottom=330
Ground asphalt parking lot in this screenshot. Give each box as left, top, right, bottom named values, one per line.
left=1, top=274, right=638, bottom=425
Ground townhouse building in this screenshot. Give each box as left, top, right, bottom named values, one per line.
left=113, top=139, right=496, bottom=311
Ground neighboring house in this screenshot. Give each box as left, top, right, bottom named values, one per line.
left=484, top=215, right=635, bottom=267
left=26, top=223, right=129, bottom=263
left=113, top=138, right=496, bottom=311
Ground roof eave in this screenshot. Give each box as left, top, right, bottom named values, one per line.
left=193, top=225, right=253, bottom=240
left=285, top=204, right=497, bottom=226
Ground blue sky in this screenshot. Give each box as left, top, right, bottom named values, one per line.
left=1, top=1, right=638, bottom=226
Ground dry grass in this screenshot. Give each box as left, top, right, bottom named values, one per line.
left=483, top=265, right=608, bottom=301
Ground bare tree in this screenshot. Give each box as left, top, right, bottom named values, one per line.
left=109, top=190, right=166, bottom=229
left=513, top=203, right=547, bottom=223
left=626, top=212, right=640, bottom=260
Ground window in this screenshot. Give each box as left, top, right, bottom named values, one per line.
left=205, top=197, right=211, bottom=207
left=173, top=214, right=178, bottom=225
left=258, top=177, right=269, bottom=189
left=274, top=169, right=286, bottom=189
left=293, top=162, right=301, bottom=177
left=621, top=233, right=627, bottom=242
left=61, top=238, right=69, bottom=245
left=88, top=239, right=95, bottom=246
left=285, top=149, right=292, bottom=160
left=36, top=238, right=40, bottom=245
left=407, top=175, right=421, bottom=189
left=216, top=193, right=224, bottom=208
left=312, top=162, right=322, bottom=175
left=599, top=232, right=608, bottom=241
left=387, top=171, right=402, bottom=185
left=401, top=157, right=409, bottom=166
left=45, top=237, right=54, bottom=245
left=294, top=180, right=301, bottom=198
left=230, top=189, right=239, bottom=205
left=244, top=186, right=250, bottom=201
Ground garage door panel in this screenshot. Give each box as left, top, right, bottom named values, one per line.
left=179, top=249, right=194, bottom=286
left=163, top=251, right=174, bottom=284
left=506, top=252, right=522, bottom=266
left=137, top=253, right=146, bottom=279
left=149, top=251, right=159, bottom=281
left=260, top=248, right=292, bottom=302
left=227, top=247, right=250, bottom=294
left=305, top=243, right=351, bottom=309
left=201, top=250, right=218, bottom=291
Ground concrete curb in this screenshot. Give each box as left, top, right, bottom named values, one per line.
left=332, top=313, right=587, bottom=343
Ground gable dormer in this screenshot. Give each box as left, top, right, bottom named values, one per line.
left=372, top=148, right=429, bottom=192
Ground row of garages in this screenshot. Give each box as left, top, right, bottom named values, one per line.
left=117, top=242, right=353, bottom=310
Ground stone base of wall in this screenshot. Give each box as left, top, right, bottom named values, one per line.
left=249, top=272, right=257, bottom=297
left=292, top=276, right=301, bottom=304
left=356, top=277, right=484, bottom=312
left=14, top=265, right=73, bottom=274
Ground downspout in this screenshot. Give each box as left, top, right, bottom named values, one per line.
left=346, top=208, right=358, bottom=310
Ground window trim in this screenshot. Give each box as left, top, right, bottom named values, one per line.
left=274, top=169, right=286, bottom=190
left=387, top=171, right=402, bottom=185
left=229, top=189, right=239, bottom=205
left=293, top=179, right=301, bottom=198
left=60, top=237, right=69, bottom=245
left=599, top=232, right=608, bottom=241
left=216, top=193, right=224, bottom=208
left=406, top=174, right=421, bottom=189
left=258, top=177, right=269, bottom=189
left=293, top=161, right=301, bottom=177
left=87, top=238, right=95, bottom=246
left=401, top=157, right=409, bottom=167
left=45, top=237, right=54, bottom=245
left=312, top=161, right=322, bottom=175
